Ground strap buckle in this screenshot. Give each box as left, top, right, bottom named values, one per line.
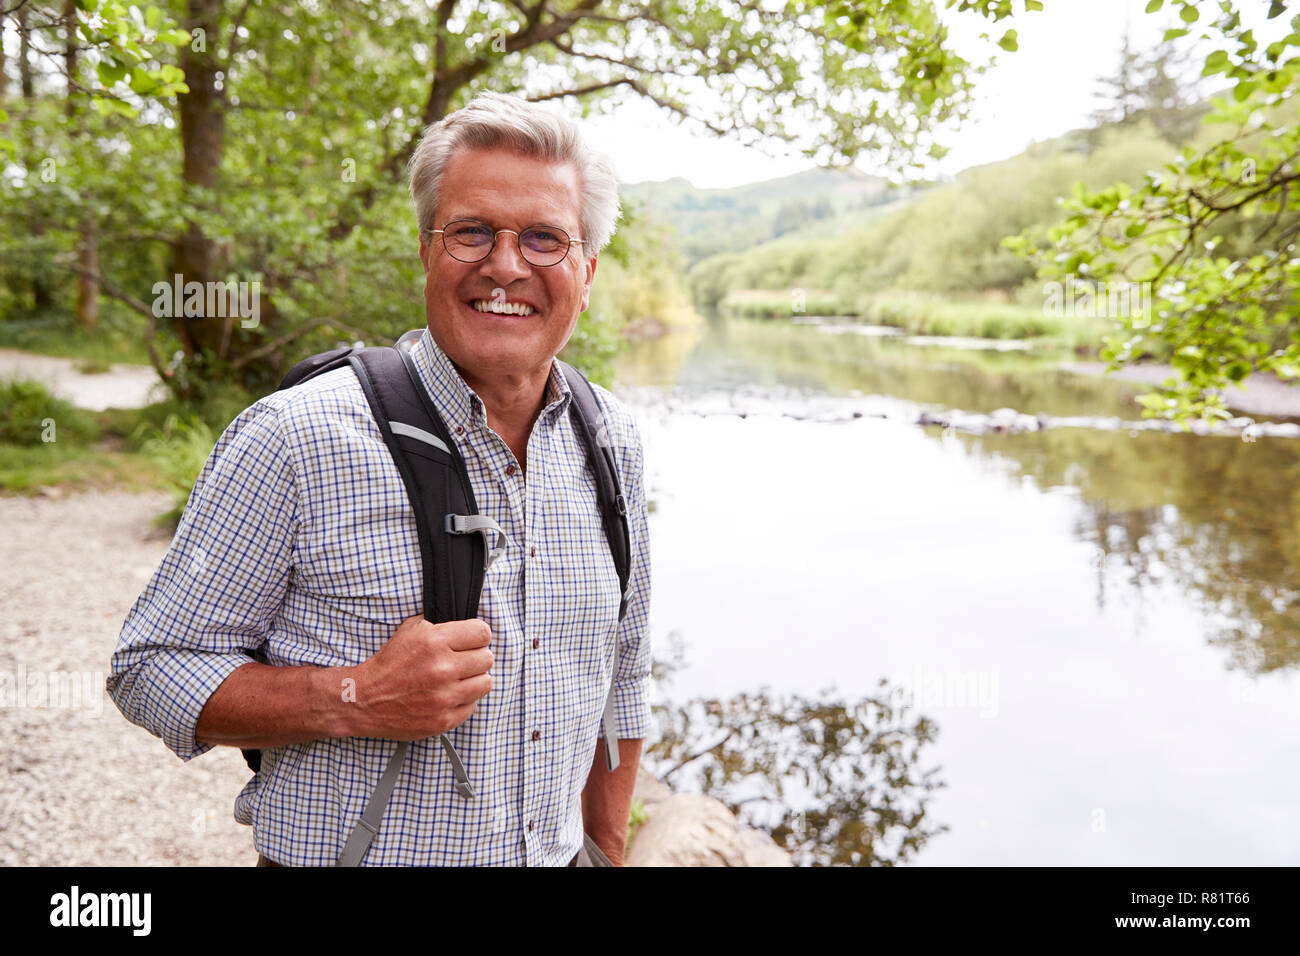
left=445, top=513, right=510, bottom=571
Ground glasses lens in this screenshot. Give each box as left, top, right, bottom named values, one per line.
left=443, top=220, right=494, bottom=261
left=520, top=226, right=568, bottom=266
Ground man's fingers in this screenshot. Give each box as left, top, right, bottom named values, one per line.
left=458, top=672, right=492, bottom=704
left=450, top=647, right=493, bottom=679
left=443, top=618, right=492, bottom=651
left=442, top=700, right=479, bottom=732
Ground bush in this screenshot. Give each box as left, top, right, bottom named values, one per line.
left=135, top=414, right=217, bottom=528
left=0, top=380, right=99, bottom=446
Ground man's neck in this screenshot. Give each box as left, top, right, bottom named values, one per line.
left=450, top=358, right=552, bottom=472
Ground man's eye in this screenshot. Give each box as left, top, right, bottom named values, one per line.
left=522, top=228, right=563, bottom=249
left=451, top=223, right=493, bottom=241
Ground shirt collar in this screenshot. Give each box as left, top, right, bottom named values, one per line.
left=407, top=327, right=572, bottom=435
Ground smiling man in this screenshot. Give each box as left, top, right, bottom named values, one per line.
left=107, top=92, right=652, bottom=866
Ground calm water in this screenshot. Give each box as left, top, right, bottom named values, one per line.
left=612, top=316, right=1300, bottom=866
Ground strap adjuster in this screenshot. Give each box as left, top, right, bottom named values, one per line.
left=444, top=513, right=510, bottom=571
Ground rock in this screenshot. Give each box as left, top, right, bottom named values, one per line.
left=625, top=792, right=793, bottom=867
left=633, top=767, right=672, bottom=808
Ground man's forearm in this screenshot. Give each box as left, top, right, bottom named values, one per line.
left=581, top=737, right=643, bottom=866
left=194, top=661, right=357, bottom=749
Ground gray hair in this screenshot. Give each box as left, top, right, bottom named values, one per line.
left=408, top=92, right=621, bottom=258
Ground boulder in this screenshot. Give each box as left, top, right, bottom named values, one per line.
left=625, top=790, right=792, bottom=867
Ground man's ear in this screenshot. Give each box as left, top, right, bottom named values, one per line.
left=580, top=253, right=597, bottom=312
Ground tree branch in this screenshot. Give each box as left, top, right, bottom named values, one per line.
left=229, top=316, right=372, bottom=371
left=49, top=260, right=167, bottom=383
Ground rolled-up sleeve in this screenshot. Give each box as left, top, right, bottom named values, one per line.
left=106, top=399, right=299, bottom=761
left=607, top=408, right=652, bottom=739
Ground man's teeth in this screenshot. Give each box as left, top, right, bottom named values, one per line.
left=472, top=300, right=535, bottom=316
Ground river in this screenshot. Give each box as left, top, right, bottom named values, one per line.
left=613, top=315, right=1300, bottom=866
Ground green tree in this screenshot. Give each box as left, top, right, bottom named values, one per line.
left=1088, top=29, right=1211, bottom=147
left=3, top=0, right=1047, bottom=399
left=1004, top=0, right=1300, bottom=427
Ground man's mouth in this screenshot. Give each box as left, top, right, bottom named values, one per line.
left=469, top=299, right=536, bottom=316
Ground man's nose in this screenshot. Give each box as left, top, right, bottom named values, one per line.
left=479, top=230, right=533, bottom=283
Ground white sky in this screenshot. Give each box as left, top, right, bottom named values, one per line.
left=579, top=0, right=1268, bottom=188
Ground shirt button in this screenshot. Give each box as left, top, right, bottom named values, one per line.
left=528, top=820, right=534, bottom=832
left=455, top=425, right=464, bottom=435
left=506, top=464, right=516, bottom=476
left=530, top=546, right=536, bottom=558
left=532, top=638, right=539, bottom=649
left=531, top=730, right=541, bottom=741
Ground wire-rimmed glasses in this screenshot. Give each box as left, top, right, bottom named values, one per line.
left=424, top=219, right=584, bottom=267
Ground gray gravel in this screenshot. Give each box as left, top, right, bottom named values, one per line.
left=0, top=349, right=166, bottom=411
left=0, top=489, right=258, bottom=866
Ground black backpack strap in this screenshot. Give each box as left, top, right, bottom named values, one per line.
left=349, top=347, right=502, bottom=623
left=280, top=345, right=356, bottom=390
left=333, top=346, right=502, bottom=865
left=557, top=359, right=635, bottom=772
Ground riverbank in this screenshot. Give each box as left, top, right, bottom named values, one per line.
left=1062, top=361, right=1300, bottom=421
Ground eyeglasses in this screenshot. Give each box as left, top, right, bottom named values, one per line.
left=423, top=219, right=584, bottom=267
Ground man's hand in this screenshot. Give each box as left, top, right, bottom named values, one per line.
left=348, top=615, right=494, bottom=740
left=194, top=615, right=493, bottom=750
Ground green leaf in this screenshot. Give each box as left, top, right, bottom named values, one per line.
left=1145, top=0, right=1163, bottom=11
left=998, top=29, right=1018, bottom=52
left=96, top=59, right=128, bottom=86
left=1180, top=4, right=1199, bottom=23
left=1202, top=50, right=1230, bottom=76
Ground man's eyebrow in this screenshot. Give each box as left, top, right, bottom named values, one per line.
left=442, top=213, right=571, bottom=230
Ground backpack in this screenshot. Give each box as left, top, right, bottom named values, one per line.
left=247, top=328, right=633, bottom=866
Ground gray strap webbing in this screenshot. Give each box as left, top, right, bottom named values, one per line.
left=335, top=734, right=475, bottom=866
left=602, top=683, right=620, bottom=771
left=440, top=734, right=476, bottom=798
left=389, top=420, right=451, bottom=455
left=445, top=513, right=510, bottom=571
left=336, top=740, right=408, bottom=867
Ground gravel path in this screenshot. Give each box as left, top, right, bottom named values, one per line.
left=0, top=490, right=258, bottom=866
left=0, top=349, right=165, bottom=410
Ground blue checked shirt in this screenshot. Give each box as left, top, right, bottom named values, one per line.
left=107, top=327, right=652, bottom=866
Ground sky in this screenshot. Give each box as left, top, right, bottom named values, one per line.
left=576, top=0, right=1262, bottom=189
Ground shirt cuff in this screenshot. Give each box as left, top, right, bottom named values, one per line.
left=109, top=651, right=256, bottom=761
left=611, top=672, right=651, bottom=740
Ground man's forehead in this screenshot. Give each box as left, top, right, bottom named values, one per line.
left=438, top=147, right=582, bottom=227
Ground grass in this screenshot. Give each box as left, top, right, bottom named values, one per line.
left=858, top=291, right=1121, bottom=352
left=719, top=288, right=854, bottom=319
left=715, top=288, right=1120, bottom=353
left=0, top=379, right=226, bottom=517
left=0, top=312, right=156, bottom=367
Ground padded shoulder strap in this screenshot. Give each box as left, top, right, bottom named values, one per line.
left=557, top=360, right=635, bottom=773
left=350, top=347, right=488, bottom=623
left=557, top=360, right=633, bottom=614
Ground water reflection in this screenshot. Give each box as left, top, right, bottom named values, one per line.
left=617, top=317, right=1300, bottom=865
left=620, top=318, right=1300, bottom=677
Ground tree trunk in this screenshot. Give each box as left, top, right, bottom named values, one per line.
left=77, top=217, right=99, bottom=330
left=173, top=0, right=227, bottom=369
left=65, top=0, right=98, bottom=330
left=0, top=13, right=8, bottom=100
left=18, top=4, right=52, bottom=313
left=17, top=5, right=33, bottom=99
